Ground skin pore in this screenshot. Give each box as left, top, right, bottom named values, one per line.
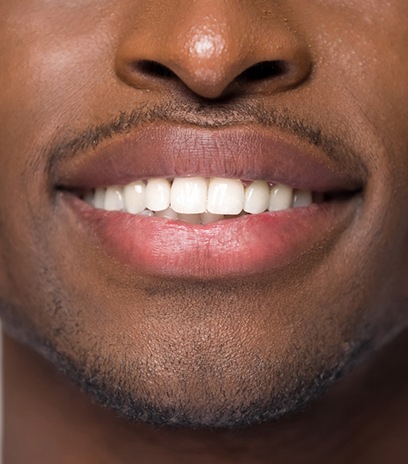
left=1, top=0, right=408, bottom=462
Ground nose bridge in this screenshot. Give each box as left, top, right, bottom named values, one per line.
left=116, top=0, right=312, bottom=99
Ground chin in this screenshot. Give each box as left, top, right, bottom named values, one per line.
left=39, top=327, right=372, bottom=429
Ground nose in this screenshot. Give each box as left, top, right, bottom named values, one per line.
left=115, top=1, right=312, bottom=100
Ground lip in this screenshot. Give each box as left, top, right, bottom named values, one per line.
left=62, top=194, right=358, bottom=279
left=54, top=124, right=363, bottom=279
left=54, top=125, right=362, bottom=192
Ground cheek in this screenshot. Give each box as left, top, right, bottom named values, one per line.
left=0, top=5, right=114, bottom=309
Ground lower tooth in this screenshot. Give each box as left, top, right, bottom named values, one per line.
left=178, top=213, right=201, bottom=225
left=201, top=211, right=224, bottom=224
left=138, top=209, right=154, bottom=217
left=155, top=208, right=178, bottom=220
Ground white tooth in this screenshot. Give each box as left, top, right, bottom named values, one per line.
left=293, top=190, right=313, bottom=208
left=145, top=178, right=171, bottom=212
left=124, top=181, right=146, bottom=214
left=178, top=213, right=202, bottom=224
left=207, top=178, right=244, bottom=215
left=94, top=188, right=106, bottom=209
left=268, top=184, right=293, bottom=211
left=171, top=177, right=207, bottom=214
left=244, top=181, right=270, bottom=214
left=104, top=186, right=124, bottom=211
left=155, top=207, right=178, bottom=220
left=201, top=211, right=224, bottom=225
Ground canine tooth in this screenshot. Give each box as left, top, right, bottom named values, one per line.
left=104, top=186, right=124, bottom=211
left=244, top=180, right=270, bottom=214
left=207, top=178, right=245, bottom=215
left=124, top=181, right=146, bottom=214
left=94, top=188, right=106, bottom=209
left=145, top=178, right=171, bottom=212
left=293, top=190, right=313, bottom=208
left=269, top=184, right=293, bottom=211
left=178, top=213, right=202, bottom=224
left=155, top=207, right=178, bottom=220
left=171, top=177, right=207, bottom=214
left=201, top=211, right=224, bottom=224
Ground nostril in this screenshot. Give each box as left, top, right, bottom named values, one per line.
left=132, top=59, right=289, bottom=84
left=238, top=60, right=287, bottom=82
left=134, top=60, right=177, bottom=79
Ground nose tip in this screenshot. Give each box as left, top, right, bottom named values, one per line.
left=115, top=3, right=312, bottom=100
left=178, top=29, right=235, bottom=98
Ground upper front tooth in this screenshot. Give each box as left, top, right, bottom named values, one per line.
left=124, top=181, right=146, bottom=214
left=244, top=180, right=270, bottom=214
left=207, top=177, right=245, bottom=215
left=171, top=177, right=207, bottom=214
left=268, top=184, right=293, bottom=211
left=104, top=186, right=124, bottom=211
left=145, top=178, right=171, bottom=212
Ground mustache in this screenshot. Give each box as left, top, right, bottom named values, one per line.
left=46, top=100, right=362, bottom=175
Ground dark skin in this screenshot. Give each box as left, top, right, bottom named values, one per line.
left=1, top=1, right=408, bottom=462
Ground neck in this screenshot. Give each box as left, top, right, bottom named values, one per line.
left=4, top=331, right=408, bottom=464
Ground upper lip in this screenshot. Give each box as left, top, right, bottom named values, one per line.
left=53, top=124, right=364, bottom=194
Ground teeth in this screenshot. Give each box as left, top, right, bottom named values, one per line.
left=104, top=186, right=124, bottom=211
left=94, top=188, right=106, bottom=209
left=84, top=177, right=315, bottom=224
left=124, top=181, right=146, bottom=214
left=244, top=180, right=270, bottom=214
left=207, top=178, right=245, bottom=215
left=139, top=209, right=154, bottom=217
left=178, top=213, right=202, bottom=224
left=293, top=190, right=313, bottom=208
left=171, top=177, right=207, bottom=214
left=268, top=184, right=293, bottom=212
left=155, top=207, right=178, bottom=220
left=145, top=178, right=171, bottom=212
left=201, top=211, right=224, bottom=225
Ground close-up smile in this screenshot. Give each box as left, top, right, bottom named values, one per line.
left=55, top=125, right=363, bottom=278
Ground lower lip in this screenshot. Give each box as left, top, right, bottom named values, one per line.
left=63, top=195, right=358, bottom=279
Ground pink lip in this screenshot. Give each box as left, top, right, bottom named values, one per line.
left=55, top=124, right=362, bottom=278
left=63, top=195, right=357, bottom=279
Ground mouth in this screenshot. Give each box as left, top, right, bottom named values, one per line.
left=54, top=124, right=364, bottom=278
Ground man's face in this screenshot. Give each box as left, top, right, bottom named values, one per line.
left=0, top=0, right=407, bottom=427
